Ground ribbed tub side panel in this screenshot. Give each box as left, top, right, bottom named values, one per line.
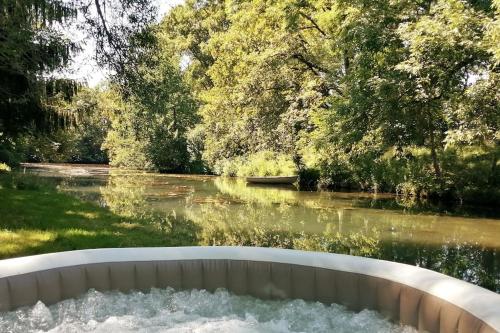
left=0, top=259, right=497, bottom=333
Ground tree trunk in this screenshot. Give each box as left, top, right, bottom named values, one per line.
left=428, top=114, right=442, bottom=184
left=343, top=50, right=349, bottom=75
left=490, top=147, right=498, bottom=185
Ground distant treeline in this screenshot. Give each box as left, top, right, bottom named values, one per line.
left=1, top=0, right=499, bottom=203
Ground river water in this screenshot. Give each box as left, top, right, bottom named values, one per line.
left=20, top=163, right=500, bottom=292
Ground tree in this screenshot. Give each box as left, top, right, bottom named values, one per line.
left=158, top=0, right=228, bottom=97
left=159, top=0, right=498, bottom=200
left=161, top=0, right=331, bottom=168
left=0, top=0, right=158, bottom=165
left=0, top=0, right=78, bottom=137
left=78, top=0, right=157, bottom=87
left=395, top=0, right=494, bottom=180
left=103, top=43, right=197, bottom=171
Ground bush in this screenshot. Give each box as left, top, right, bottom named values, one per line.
left=147, top=132, right=190, bottom=173
left=212, top=156, right=245, bottom=176
left=314, top=143, right=499, bottom=203
left=298, top=168, right=320, bottom=189
left=0, top=163, right=11, bottom=173
left=103, top=133, right=153, bottom=170
left=0, top=135, right=22, bottom=166
left=186, top=124, right=209, bottom=173
left=214, top=151, right=298, bottom=177
left=236, top=151, right=297, bottom=177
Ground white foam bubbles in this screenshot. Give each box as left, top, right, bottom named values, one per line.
left=0, top=288, right=416, bottom=333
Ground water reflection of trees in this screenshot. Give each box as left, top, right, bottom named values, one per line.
left=378, top=241, right=499, bottom=292
left=97, top=172, right=499, bottom=292
left=98, top=171, right=200, bottom=244
left=213, top=178, right=300, bottom=206
left=353, top=196, right=500, bottom=219
left=184, top=202, right=381, bottom=257
left=100, top=171, right=149, bottom=218
left=185, top=201, right=499, bottom=291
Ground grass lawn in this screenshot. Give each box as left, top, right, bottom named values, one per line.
left=0, top=176, right=197, bottom=259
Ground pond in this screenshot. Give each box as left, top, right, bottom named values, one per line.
left=20, top=163, right=500, bottom=292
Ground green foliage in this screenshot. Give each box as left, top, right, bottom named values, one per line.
left=16, top=130, right=78, bottom=163
left=102, top=29, right=198, bottom=172
left=0, top=134, right=22, bottom=166
left=157, top=0, right=497, bottom=200
left=100, top=88, right=154, bottom=169
left=0, top=0, right=160, bottom=167
left=213, top=151, right=297, bottom=177
left=80, top=0, right=157, bottom=84
left=2, top=0, right=498, bottom=203
left=0, top=163, right=10, bottom=173
left=313, top=144, right=499, bottom=203
left=65, top=88, right=110, bottom=163
left=487, top=0, right=500, bottom=64
left=161, top=0, right=323, bottom=168
left=211, top=157, right=242, bottom=177
left=9, top=87, right=110, bottom=164
left=186, top=124, right=209, bottom=173
left=0, top=0, right=78, bottom=137
left=236, top=151, right=297, bottom=177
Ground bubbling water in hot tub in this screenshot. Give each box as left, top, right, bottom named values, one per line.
left=0, top=287, right=416, bottom=333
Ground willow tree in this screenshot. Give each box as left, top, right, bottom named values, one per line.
left=0, top=0, right=158, bottom=165
left=0, top=0, right=78, bottom=138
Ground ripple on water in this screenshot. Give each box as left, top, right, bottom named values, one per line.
left=0, top=288, right=417, bottom=333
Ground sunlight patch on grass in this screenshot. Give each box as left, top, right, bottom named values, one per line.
left=61, top=229, right=99, bottom=237
left=112, top=222, right=143, bottom=229
left=65, top=210, right=100, bottom=219
left=0, top=230, right=55, bottom=258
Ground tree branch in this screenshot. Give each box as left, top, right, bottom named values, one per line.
left=291, top=53, right=343, bottom=97
left=94, top=0, right=115, bottom=49
left=298, top=12, right=327, bottom=37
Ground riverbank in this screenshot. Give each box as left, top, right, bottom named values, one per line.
left=17, top=161, right=500, bottom=210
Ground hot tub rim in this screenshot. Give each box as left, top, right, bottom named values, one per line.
left=0, top=246, right=499, bottom=332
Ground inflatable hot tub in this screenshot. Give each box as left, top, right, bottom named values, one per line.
left=0, top=247, right=499, bottom=332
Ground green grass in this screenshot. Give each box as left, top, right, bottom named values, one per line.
left=0, top=179, right=198, bottom=259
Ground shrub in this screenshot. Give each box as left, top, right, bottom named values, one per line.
left=0, top=163, right=11, bottom=173
left=298, top=168, right=320, bottom=189
left=314, top=143, right=499, bottom=203
left=236, top=151, right=297, bottom=177
left=0, top=135, right=22, bottom=166
left=213, top=157, right=245, bottom=176
left=213, top=151, right=298, bottom=177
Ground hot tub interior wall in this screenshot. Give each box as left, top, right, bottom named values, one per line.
left=0, top=259, right=496, bottom=333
